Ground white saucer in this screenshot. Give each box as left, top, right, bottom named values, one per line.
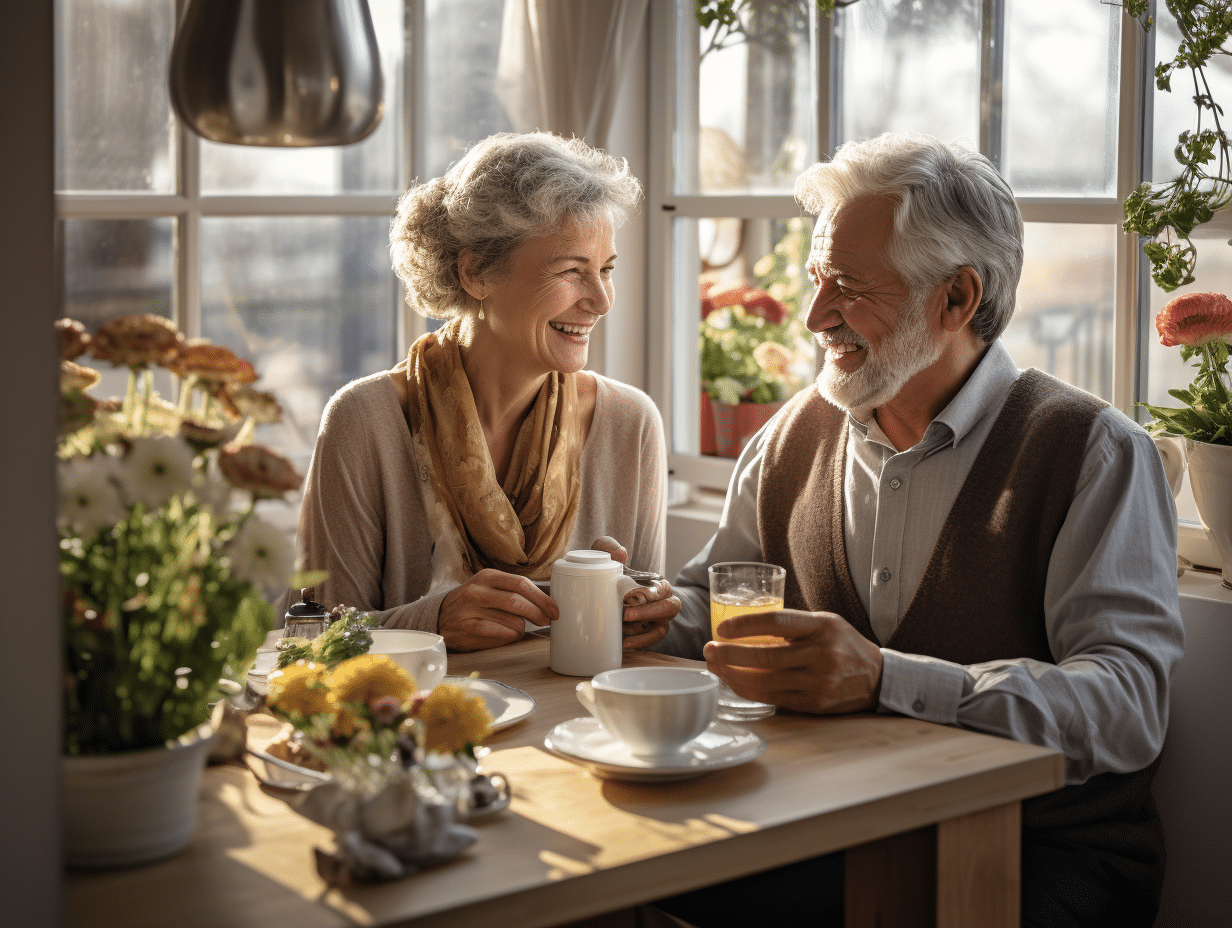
left=444, top=677, right=536, bottom=732
left=544, top=717, right=766, bottom=782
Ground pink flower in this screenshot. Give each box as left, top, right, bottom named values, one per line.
left=369, top=695, right=405, bottom=727
left=1155, top=291, right=1232, bottom=347
left=700, top=281, right=788, bottom=325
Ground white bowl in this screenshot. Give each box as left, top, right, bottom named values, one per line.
left=367, top=629, right=447, bottom=692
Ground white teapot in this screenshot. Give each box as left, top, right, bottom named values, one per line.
left=549, top=550, right=641, bottom=677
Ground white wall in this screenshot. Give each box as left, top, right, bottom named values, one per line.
left=1152, top=572, right=1232, bottom=927
left=0, top=4, right=62, bottom=924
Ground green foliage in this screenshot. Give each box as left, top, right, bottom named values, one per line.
left=1143, top=337, right=1232, bottom=444
left=1121, top=1, right=1232, bottom=292
left=695, top=0, right=855, bottom=58
left=701, top=309, right=795, bottom=404
left=276, top=606, right=380, bottom=669
left=61, top=501, right=271, bottom=753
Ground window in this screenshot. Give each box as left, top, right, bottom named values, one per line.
left=55, top=0, right=512, bottom=479
left=651, top=0, right=1215, bottom=559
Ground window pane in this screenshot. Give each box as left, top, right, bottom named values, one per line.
left=673, top=216, right=816, bottom=457
left=55, top=0, right=176, bottom=192
left=1150, top=12, right=1232, bottom=184
left=58, top=217, right=176, bottom=402
left=422, top=0, right=513, bottom=178
left=199, top=0, right=405, bottom=195
left=835, top=0, right=979, bottom=145
left=1001, top=0, right=1118, bottom=196
left=200, top=217, right=398, bottom=467
left=677, top=2, right=816, bottom=194
left=1001, top=223, right=1116, bottom=401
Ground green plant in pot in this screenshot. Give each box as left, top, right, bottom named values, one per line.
left=700, top=280, right=808, bottom=457
left=56, top=314, right=301, bottom=867
left=1117, top=3, right=1232, bottom=585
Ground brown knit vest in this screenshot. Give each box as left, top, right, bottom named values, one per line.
left=758, top=369, right=1165, bottom=901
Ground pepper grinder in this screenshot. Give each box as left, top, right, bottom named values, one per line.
left=284, top=587, right=326, bottom=640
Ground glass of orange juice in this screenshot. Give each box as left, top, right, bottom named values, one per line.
left=708, top=562, right=785, bottom=721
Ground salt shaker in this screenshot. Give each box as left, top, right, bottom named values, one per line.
left=284, top=587, right=326, bottom=640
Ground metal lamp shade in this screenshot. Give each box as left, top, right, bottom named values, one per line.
left=168, top=0, right=384, bottom=147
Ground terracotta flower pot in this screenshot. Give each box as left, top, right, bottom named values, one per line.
left=62, top=720, right=218, bottom=869
left=711, top=400, right=785, bottom=459
left=1184, top=439, right=1232, bottom=589
left=699, top=391, right=717, bottom=456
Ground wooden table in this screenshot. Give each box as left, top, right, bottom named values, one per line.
left=65, top=636, right=1063, bottom=928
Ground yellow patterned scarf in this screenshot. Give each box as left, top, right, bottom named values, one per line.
left=402, top=319, right=582, bottom=581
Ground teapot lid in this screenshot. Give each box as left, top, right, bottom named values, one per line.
left=285, top=587, right=325, bottom=619
left=552, top=549, right=620, bottom=576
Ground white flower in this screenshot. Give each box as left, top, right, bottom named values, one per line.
left=191, top=461, right=234, bottom=518
left=225, top=517, right=294, bottom=591
left=58, top=457, right=126, bottom=538
left=120, top=436, right=196, bottom=508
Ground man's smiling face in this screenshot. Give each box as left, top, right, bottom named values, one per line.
left=804, top=195, right=943, bottom=416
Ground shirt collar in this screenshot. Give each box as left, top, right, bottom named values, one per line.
left=932, top=339, right=1021, bottom=448
left=845, top=339, right=1022, bottom=451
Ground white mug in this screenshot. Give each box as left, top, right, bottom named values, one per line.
left=576, top=666, right=720, bottom=759
left=549, top=550, right=641, bottom=677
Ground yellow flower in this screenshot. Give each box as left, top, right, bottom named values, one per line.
left=328, top=654, right=417, bottom=705
left=417, top=683, right=493, bottom=754
left=267, top=661, right=333, bottom=717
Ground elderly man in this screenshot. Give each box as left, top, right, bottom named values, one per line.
left=654, top=133, right=1184, bottom=928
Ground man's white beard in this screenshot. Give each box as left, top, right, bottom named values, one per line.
left=816, top=292, right=943, bottom=417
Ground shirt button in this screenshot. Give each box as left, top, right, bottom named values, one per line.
left=879, top=568, right=892, bottom=582
left=889, top=478, right=901, bottom=489
left=912, top=697, right=926, bottom=713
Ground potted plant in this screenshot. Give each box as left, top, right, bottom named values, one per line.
left=700, top=279, right=807, bottom=458
left=1143, top=293, right=1232, bottom=587
left=56, top=314, right=301, bottom=868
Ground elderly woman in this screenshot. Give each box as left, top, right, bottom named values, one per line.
left=295, top=132, right=679, bottom=651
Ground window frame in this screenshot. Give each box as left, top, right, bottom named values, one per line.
left=648, top=0, right=1152, bottom=489
left=54, top=0, right=428, bottom=361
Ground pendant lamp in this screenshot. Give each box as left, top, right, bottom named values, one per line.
left=168, top=0, right=384, bottom=147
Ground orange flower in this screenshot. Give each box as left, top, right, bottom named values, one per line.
left=60, top=359, right=100, bottom=393
left=701, top=280, right=788, bottom=325
left=167, top=340, right=258, bottom=385
left=1155, top=292, right=1232, bottom=347
left=89, top=314, right=183, bottom=369
left=56, top=318, right=91, bottom=362
left=753, top=341, right=793, bottom=378
left=218, top=442, right=302, bottom=498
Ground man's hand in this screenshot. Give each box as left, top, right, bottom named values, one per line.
left=438, top=569, right=557, bottom=652
left=702, top=609, right=883, bottom=714
left=590, top=535, right=680, bottom=649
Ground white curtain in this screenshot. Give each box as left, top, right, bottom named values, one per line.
left=495, top=0, right=650, bottom=150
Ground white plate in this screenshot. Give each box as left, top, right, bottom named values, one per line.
left=444, top=677, right=536, bottom=731
left=543, top=716, right=766, bottom=782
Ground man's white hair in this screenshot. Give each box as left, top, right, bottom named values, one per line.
left=794, top=132, right=1024, bottom=344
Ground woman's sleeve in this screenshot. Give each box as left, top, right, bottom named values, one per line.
left=296, top=382, right=445, bottom=633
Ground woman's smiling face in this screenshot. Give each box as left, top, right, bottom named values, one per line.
left=478, top=220, right=617, bottom=377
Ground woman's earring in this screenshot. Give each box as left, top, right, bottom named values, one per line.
left=477, top=298, right=485, bottom=321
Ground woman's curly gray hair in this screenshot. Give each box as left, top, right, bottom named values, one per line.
left=794, top=133, right=1024, bottom=344
left=390, top=132, right=643, bottom=320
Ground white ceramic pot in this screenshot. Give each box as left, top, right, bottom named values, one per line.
left=1184, top=439, right=1232, bottom=589
left=62, top=719, right=217, bottom=869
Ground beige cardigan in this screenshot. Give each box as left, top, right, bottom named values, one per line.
left=294, top=370, right=668, bottom=632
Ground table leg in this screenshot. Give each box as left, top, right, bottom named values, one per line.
left=935, top=801, right=1020, bottom=928
left=845, top=826, right=935, bottom=928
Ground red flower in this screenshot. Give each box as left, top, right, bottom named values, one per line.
left=1155, top=291, right=1232, bottom=347
left=700, top=280, right=788, bottom=325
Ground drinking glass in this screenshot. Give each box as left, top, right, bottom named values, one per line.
left=708, top=562, right=786, bottom=721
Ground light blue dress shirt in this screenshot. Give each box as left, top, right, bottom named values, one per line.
left=660, top=341, right=1185, bottom=785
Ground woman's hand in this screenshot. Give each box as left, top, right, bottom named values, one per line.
left=438, top=569, right=557, bottom=652
left=591, top=535, right=680, bottom=650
